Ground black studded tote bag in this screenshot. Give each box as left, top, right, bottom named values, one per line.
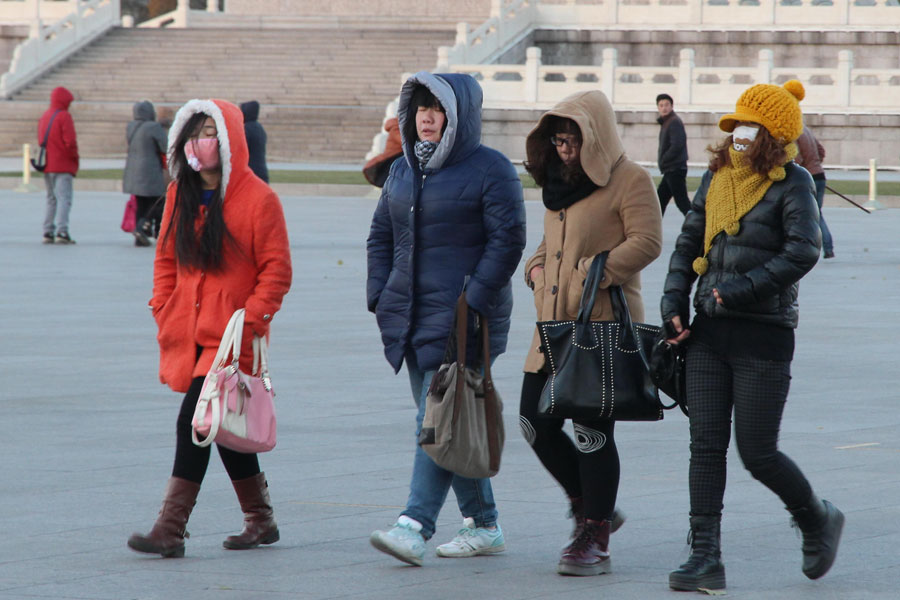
left=536, top=251, right=677, bottom=421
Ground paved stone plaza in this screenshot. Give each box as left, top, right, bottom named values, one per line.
left=1, top=189, right=898, bottom=599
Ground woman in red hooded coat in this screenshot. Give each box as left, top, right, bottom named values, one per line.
left=127, top=99, right=292, bottom=558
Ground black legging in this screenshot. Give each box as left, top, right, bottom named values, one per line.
left=134, top=195, right=159, bottom=228
left=519, top=371, right=620, bottom=521
left=686, top=343, right=813, bottom=516
left=173, top=376, right=260, bottom=484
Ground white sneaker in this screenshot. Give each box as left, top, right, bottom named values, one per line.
left=436, top=517, right=506, bottom=557
left=370, top=515, right=426, bottom=566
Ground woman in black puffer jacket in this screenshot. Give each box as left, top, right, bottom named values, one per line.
left=660, top=80, right=844, bottom=593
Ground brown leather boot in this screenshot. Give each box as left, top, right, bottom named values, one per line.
left=558, top=518, right=611, bottom=576
left=223, top=472, right=280, bottom=550
left=568, top=498, right=625, bottom=539
left=127, top=477, right=201, bottom=558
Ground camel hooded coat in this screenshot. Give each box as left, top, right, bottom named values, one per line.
left=151, top=99, right=292, bottom=393
left=523, top=90, right=663, bottom=373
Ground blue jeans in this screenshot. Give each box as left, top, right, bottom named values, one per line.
left=814, top=178, right=834, bottom=253
left=401, top=352, right=498, bottom=540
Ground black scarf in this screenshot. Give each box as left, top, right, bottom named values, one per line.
left=542, top=162, right=599, bottom=211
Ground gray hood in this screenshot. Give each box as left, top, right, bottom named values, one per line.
left=397, top=71, right=483, bottom=172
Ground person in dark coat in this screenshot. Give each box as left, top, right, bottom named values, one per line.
left=661, top=81, right=843, bottom=593
left=240, top=101, right=269, bottom=183
left=656, top=93, right=690, bottom=216
left=366, top=71, right=526, bottom=566
left=38, top=86, right=79, bottom=244
left=123, top=100, right=168, bottom=246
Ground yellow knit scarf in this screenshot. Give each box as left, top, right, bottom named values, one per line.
left=693, top=142, right=798, bottom=275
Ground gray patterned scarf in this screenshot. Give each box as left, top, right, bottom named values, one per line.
left=414, top=140, right=439, bottom=171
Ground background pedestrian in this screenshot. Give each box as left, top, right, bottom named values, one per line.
left=38, top=86, right=79, bottom=244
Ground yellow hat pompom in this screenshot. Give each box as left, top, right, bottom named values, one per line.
left=693, top=257, right=708, bottom=275
left=783, top=79, right=805, bottom=102
left=725, top=221, right=741, bottom=236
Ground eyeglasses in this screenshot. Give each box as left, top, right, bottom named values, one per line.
left=550, top=135, right=581, bottom=148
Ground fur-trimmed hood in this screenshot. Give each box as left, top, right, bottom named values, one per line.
left=167, top=99, right=250, bottom=197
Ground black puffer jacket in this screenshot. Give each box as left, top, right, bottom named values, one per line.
left=661, top=162, right=820, bottom=329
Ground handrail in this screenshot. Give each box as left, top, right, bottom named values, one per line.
left=0, top=0, right=120, bottom=98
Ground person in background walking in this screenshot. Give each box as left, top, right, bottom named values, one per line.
left=38, top=86, right=79, bottom=244
left=795, top=124, right=834, bottom=258
left=123, top=100, right=168, bottom=246
left=367, top=72, right=526, bottom=566
left=656, top=93, right=690, bottom=217
left=520, top=90, right=662, bottom=577
left=127, top=99, right=292, bottom=558
left=660, top=80, right=844, bottom=593
left=240, top=101, right=269, bottom=183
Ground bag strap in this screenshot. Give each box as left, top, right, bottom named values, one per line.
left=609, top=286, right=652, bottom=373
left=210, top=309, right=245, bottom=370
left=252, top=335, right=273, bottom=393
left=41, top=110, right=61, bottom=148
left=126, top=120, right=148, bottom=147
left=577, top=251, right=610, bottom=324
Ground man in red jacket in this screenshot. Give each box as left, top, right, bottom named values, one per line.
left=38, top=86, right=79, bottom=244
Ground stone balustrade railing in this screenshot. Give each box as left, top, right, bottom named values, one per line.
left=536, top=0, right=900, bottom=28
left=440, top=47, right=898, bottom=110
left=0, top=0, right=81, bottom=24
left=0, top=0, right=119, bottom=98
left=442, top=0, right=900, bottom=66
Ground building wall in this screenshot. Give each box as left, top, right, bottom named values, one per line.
left=533, top=29, right=900, bottom=69
left=225, top=0, right=490, bottom=21
left=482, top=108, right=900, bottom=168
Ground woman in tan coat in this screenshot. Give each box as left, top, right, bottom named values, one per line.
left=519, top=90, right=662, bottom=576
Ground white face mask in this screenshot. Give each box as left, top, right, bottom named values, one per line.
left=732, top=125, right=759, bottom=152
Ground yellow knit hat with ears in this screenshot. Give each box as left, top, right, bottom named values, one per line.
left=718, top=80, right=805, bottom=143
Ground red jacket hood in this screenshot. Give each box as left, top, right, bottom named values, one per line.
left=167, top=99, right=252, bottom=197
left=50, top=86, right=74, bottom=110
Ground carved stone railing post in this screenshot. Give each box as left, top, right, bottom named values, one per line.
left=837, top=49, right=853, bottom=107
left=679, top=48, right=694, bottom=105
left=757, top=49, right=774, bottom=84
left=602, top=47, right=617, bottom=101
left=525, top=46, right=541, bottom=103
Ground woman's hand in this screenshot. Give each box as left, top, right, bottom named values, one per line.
left=713, top=288, right=724, bottom=305
left=665, top=315, right=691, bottom=345
left=529, top=265, right=544, bottom=282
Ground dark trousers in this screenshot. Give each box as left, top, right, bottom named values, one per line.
left=657, top=169, right=691, bottom=216
left=173, top=376, right=261, bottom=484
left=686, top=343, right=813, bottom=516
left=134, top=195, right=164, bottom=237
left=519, top=372, right=619, bottom=521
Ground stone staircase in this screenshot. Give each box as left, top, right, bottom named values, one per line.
left=0, top=26, right=456, bottom=163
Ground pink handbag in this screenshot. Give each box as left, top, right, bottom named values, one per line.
left=191, top=309, right=277, bottom=453
left=121, top=195, right=137, bottom=233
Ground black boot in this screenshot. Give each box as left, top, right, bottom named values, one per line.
left=788, top=495, right=844, bottom=579
left=668, top=515, right=726, bottom=591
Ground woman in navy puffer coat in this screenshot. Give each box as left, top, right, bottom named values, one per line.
left=366, top=71, right=526, bottom=566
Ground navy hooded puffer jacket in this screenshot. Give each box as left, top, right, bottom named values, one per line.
left=366, top=72, right=527, bottom=373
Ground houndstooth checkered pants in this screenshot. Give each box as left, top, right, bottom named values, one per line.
left=686, top=343, right=813, bottom=516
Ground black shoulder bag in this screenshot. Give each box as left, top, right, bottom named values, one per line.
left=31, top=110, right=61, bottom=173
left=536, top=251, right=681, bottom=421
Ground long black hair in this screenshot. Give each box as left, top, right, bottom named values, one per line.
left=163, top=111, right=232, bottom=271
